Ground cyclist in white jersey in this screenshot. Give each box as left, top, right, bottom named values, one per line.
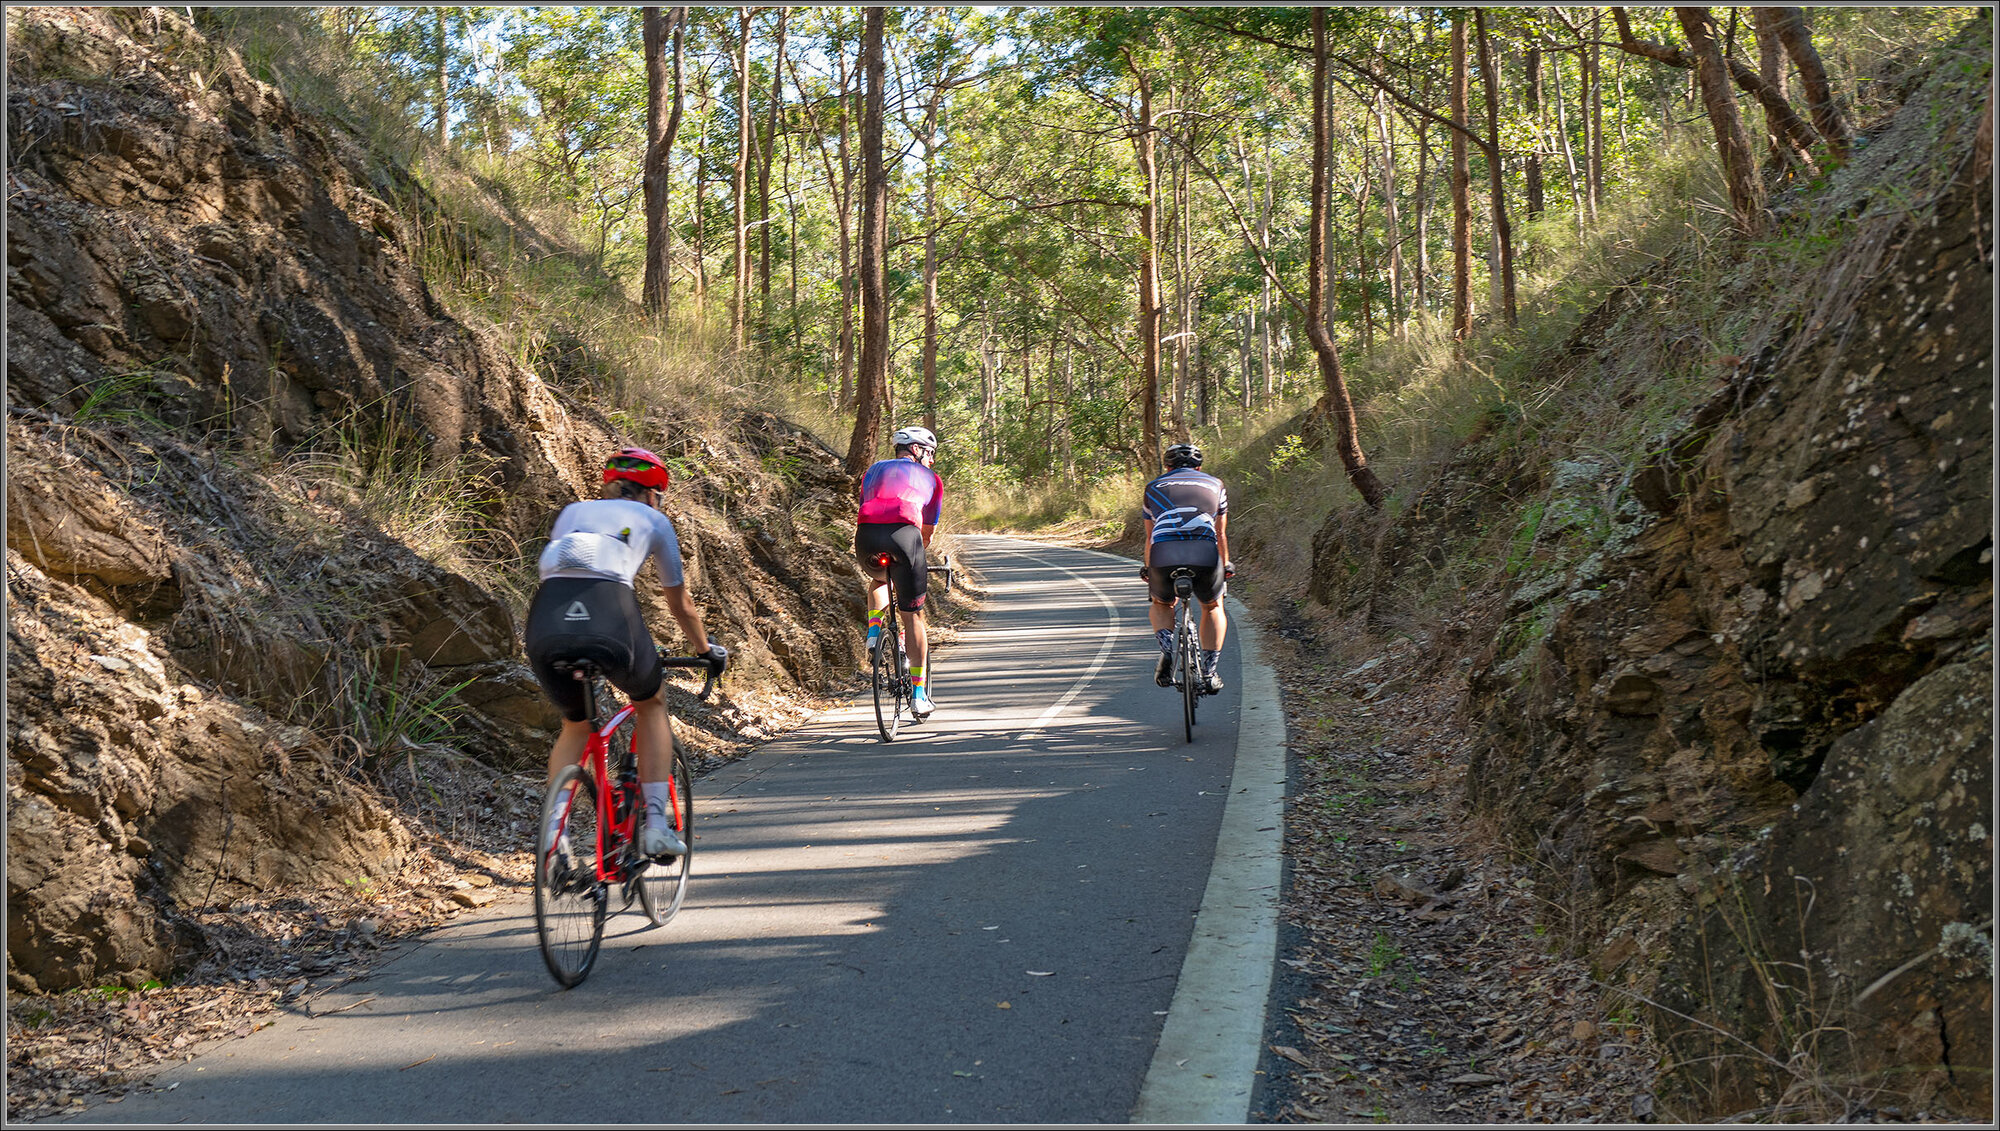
left=524, top=447, right=727, bottom=858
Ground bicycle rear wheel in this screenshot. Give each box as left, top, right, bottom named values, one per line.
left=636, top=737, right=694, bottom=926
left=873, top=600, right=905, bottom=742
left=534, top=764, right=607, bottom=987
left=1178, top=600, right=1199, bottom=743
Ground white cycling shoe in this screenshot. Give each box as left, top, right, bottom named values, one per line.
left=639, top=823, right=687, bottom=858
left=910, top=687, right=936, bottom=719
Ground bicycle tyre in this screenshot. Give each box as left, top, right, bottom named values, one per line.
left=873, top=601, right=904, bottom=742
left=534, top=763, right=607, bottom=987
left=1179, top=599, right=1199, bottom=743
left=636, top=736, right=694, bottom=926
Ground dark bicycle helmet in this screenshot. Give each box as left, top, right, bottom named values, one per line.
left=602, top=447, right=671, bottom=491
left=1163, top=442, right=1203, bottom=469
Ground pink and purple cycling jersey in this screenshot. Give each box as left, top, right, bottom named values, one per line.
left=858, top=457, right=944, bottom=526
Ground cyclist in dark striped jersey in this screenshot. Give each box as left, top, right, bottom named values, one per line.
left=1140, top=442, right=1232, bottom=694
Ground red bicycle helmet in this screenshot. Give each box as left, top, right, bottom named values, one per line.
left=602, top=447, right=670, bottom=491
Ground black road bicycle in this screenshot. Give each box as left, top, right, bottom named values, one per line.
left=1141, top=563, right=1229, bottom=743
left=869, top=550, right=954, bottom=742
left=1167, top=566, right=1203, bottom=743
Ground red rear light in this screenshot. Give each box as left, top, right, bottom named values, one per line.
left=873, top=553, right=893, bottom=568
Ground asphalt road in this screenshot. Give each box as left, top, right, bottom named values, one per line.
left=63, top=534, right=1285, bottom=1125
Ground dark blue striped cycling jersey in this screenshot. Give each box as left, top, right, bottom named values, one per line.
left=1142, top=467, right=1227, bottom=543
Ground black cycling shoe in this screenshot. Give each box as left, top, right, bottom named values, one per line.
left=1154, top=651, right=1174, bottom=687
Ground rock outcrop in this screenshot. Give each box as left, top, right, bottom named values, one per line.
left=1303, top=24, right=1991, bottom=1120
left=6, top=7, right=866, bottom=992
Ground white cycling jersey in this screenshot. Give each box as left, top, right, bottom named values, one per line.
left=537, top=498, right=686, bottom=589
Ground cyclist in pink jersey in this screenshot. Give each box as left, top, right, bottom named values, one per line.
left=855, top=425, right=944, bottom=717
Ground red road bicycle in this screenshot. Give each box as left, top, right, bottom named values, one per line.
left=533, top=646, right=721, bottom=988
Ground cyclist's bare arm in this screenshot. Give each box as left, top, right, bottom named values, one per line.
left=921, top=522, right=935, bottom=548
left=659, top=583, right=709, bottom=652
left=1141, top=518, right=1154, bottom=570
left=1216, top=513, right=1229, bottom=571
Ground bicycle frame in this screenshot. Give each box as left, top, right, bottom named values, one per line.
left=547, top=682, right=686, bottom=887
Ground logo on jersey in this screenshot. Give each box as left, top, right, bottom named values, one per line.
left=563, top=600, right=591, bottom=622
left=1152, top=505, right=1217, bottom=539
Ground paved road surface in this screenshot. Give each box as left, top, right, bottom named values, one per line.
left=63, top=535, right=1285, bottom=1125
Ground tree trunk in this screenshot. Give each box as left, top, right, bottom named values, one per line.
left=1308, top=9, right=1386, bottom=511
left=730, top=7, right=752, bottom=353
left=1612, top=8, right=1821, bottom=175
left=1351, top=164, right=1372, bottom=350
left=836, top=55, right=856, bottom=408
left=1474, top=8, right=1517, bottom=326
left=1061, top=341, right=1075, bottom=477
left=1753, top=9, right=1788, bottom=164
left=1134, top=64, right=1164, bottom=478
left=1551, top=47, right=1586, bottom=232
left=1676, top=7, right=1767, bottom=236
left=434, top=9, right=448, bottom=149
left=693, top=85, right=709, bottom=314
left=1526, top=45, right=1546, bottom=219
left=920, top=88, right=943, bottom=434
left=641, top=8, right=687, bottom=318
left=1372, top=87, right=1406, bottom=337
left=1450, top=11, right=1473, bottom=340
left=1761, top=6, right=1851, bottom=160
left=758, top=9, right=789, bottom=336
left=1237, top=311, right=1253, bottom=417
left=1588, top=14, right=1604, bottom=217
left=845, top=7, right=889, bottom=478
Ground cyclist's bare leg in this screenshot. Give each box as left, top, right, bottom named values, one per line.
left=1200, top=599, right=1228, bottom=651
left=901, top=607, right=928, bottom=673
left=867, top=577, right=890, bottom=634
left=631, top=694, right=673, bottom=782
left=547, top=719, right=593, bottom=785
left=1148, top=597, right=1173, bottom=634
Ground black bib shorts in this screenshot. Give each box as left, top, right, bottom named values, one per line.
left=855, top=522, right=929, bottom=611
left=1147, top=538, right=1225, bottom=605
left=524, top=576, right=664, bottom=722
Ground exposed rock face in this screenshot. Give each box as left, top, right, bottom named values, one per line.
left=6, top=7, right=866, bottom=992
left=7, top=553, right=411, bottom=992
left=1304, top=30, right=1991, bottom=1120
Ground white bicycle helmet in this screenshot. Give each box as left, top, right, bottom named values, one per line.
left=891, top=425, right=937, bottom=451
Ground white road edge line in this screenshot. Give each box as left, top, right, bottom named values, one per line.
left=961, top=536, right=1287, bottom=1124
left=1131, top=597, right=1285, bottom=1124
left=1009, top=550, right=1122, bottom=741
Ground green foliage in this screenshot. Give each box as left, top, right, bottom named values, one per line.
left=188, top=3, right=1985, bottom=543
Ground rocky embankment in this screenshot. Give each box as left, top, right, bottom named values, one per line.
left=7, top=7, right=867, bottom=995
left=1303, top=30, right=1991, bottom=1123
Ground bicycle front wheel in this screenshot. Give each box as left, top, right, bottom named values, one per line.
left=1179, top=601, right=1199, bottom=743
left=873, top=609, right=904, bottom=742
left=637, top=737, right=694, bottom=926
left=534, top=764, right=607, bottom=987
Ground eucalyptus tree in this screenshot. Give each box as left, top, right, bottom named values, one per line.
left=843, top=5, right=891, bottom=477
left=896, top=6, right=1002, bottom=433
left=789, top=6, right=864, bottom=408
left=334, top=6, right=502, bottom=150
left=1016, top=5, right=1185, bottom=477
left=641, top=6, right=687, bottom=317
left=501, top=7, right=647, bottom=263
